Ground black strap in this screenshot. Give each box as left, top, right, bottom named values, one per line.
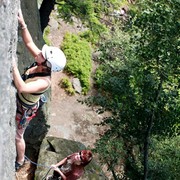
left=23, top=72, right=51, bottom=80
left=17, top=94, right=37, bottom=109
left=24, top=62, right=37, bottom=71
left=21, top=62, right=51, bottom=81
left=20, top=93, right=36, bottom=104
left=21, top=72, right=51, bottom=96
left=31, top=92, right=44, bottom=96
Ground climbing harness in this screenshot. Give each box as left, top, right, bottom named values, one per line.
left=16, top=96, right=38, bottom=129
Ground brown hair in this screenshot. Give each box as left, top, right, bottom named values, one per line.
left=79, top=150, right=93, bottom=166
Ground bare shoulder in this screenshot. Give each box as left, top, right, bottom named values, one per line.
left=37, top=76, right=51, bottom=86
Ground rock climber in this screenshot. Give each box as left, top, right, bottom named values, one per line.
left=46, top=150, right=93, bottom=180
left=12, top=9, right=66, bottom=171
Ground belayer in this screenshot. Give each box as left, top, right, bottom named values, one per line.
left=46, top=150, right=93, bottom=180
left=12, top=9, right=66, bottom=171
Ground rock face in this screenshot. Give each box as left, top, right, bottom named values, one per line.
left=0, top=0, right=49, bottom=179
left=0, top=0, right=19, bottom=179
left=35, top=136, right=108, bottom=180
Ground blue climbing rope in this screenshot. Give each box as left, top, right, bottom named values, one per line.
left=24, top=155, right=52, bottom=180
left=25, top=155, right=51, bottom=168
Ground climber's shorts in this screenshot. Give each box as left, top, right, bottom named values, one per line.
left=15, top=97, right=39, bottom=131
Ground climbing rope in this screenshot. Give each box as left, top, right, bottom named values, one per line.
left=41, top=168, right=52, bottom=180
left=24, top=155, right=52, bottom=180
left=25, top=155, right=50, bottom=168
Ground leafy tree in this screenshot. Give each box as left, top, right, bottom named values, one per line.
left=85, top=0, right=180, bottom=179
left=55, top=0, right=121, bottom=40
left=148, top=136, right=180, bottom=180
left=130, top=1, right=180, bottom=178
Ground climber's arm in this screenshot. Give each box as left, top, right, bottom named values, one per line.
left=51, top=157, right=68, bottom=169
left=18, top=9, right=41, bottom=58
left=50, top=158, right=68, bottom=180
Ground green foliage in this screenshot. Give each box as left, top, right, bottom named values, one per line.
left=59, top=77, right=75, bottom=96
left=91, top=30, right=145, bottom=178
left=79, top=30, right=99, bottom=45
left=61, top=33, right=92, bottom=94
left=54, top=0, right=179, bottom=178
left=94, top=30, right=133, bottom=103
left=129, top=0, right=180, bottom=136
left=148, top=136, right=180, bottom=180
left=85, top=0, right=180, bottom=178
left=132, top=0, right=180, bottom=67
left=56, top=0, right=121, bottom=43
left=56, top=0, right=120, bottom=21
left=93, top=126, right=125, bottom=179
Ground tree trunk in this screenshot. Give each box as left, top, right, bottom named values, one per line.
left=143, top=116, right=154, bottom=180
left=39, top=0, right=56, bottom=32
left=143, top=80, right=163, bottom=180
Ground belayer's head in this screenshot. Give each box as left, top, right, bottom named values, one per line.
left=78, top=150, right=93, bottom=166
left=42, top=44, right=66, bottom=72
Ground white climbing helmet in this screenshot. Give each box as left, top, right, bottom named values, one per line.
left=42, top=44, right=66, bottom=72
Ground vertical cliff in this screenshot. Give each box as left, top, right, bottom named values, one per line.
left=0, top=0, right=19, bottom=179
left=0, top=0, right=49, bottom=179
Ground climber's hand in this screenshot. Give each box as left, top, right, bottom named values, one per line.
left=50, top=164, right=57, bottom=170
left=18, top=9, right=25, bottom=26
left=12, top=57, right=17, bottom=68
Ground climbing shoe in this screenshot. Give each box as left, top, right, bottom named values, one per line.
left=15, top=161, right=24, bottom=171
left=15, top=156, right=30, bottom=171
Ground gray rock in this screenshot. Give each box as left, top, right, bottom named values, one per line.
left=0, top=0, right=19, bottom=179
left=92, top=51, right=102, bottom=61
left=35, top=136, right=108, bottom=180
left=49, top=18, right=59, bottom=30
left=73, top=78, right=82, bottom=94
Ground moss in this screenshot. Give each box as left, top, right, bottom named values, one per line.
left=59, top=77, right=75, bottom=96
left=61, top=33, right=92, bottom=94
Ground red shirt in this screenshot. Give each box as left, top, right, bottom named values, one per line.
left=65, top=164, right=84, bottom=180
left=59, top=153, right=85, bottom=180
